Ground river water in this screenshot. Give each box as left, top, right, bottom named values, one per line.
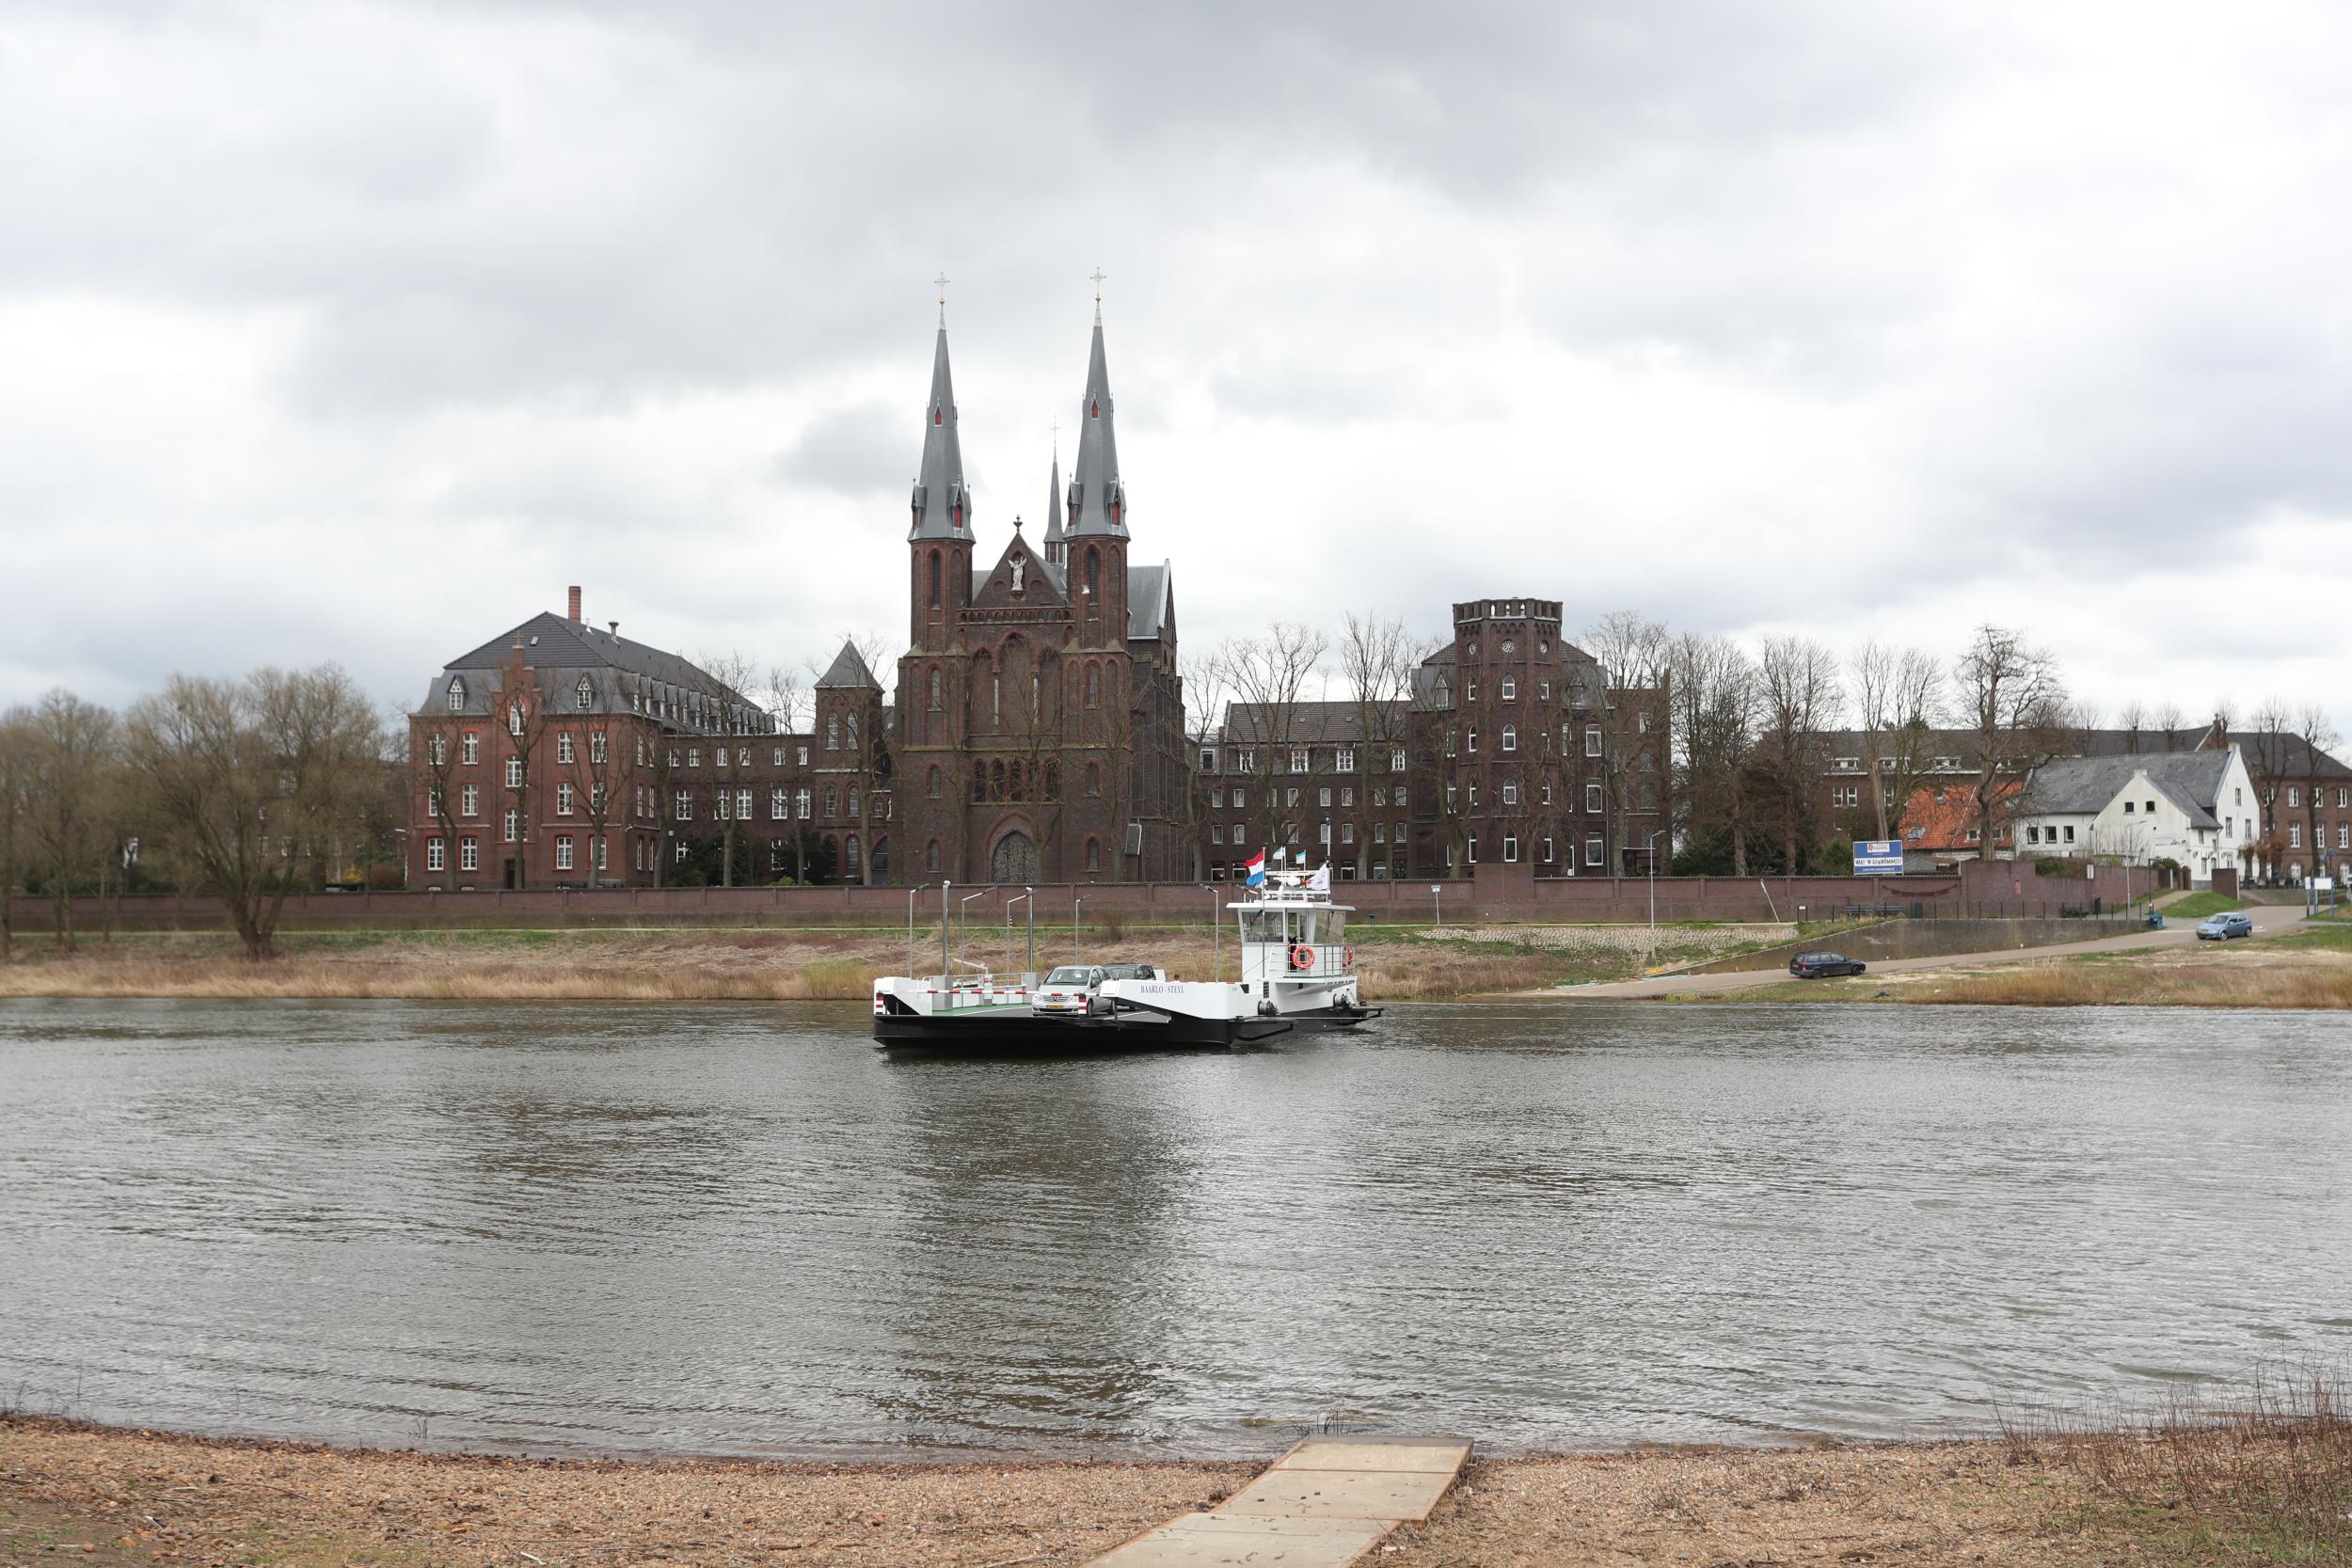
left=2, top=997, right=2347, bottom=1459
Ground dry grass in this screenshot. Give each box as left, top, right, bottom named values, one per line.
left=1721, top=935, right=2352, bottom=1009
left=1999, top=1365, right=2352, bottom=1563
left=0, top=926, right=1589, bottom=1003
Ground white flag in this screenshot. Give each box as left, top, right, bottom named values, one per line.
left=1307, top=863, right=1332, bottom=894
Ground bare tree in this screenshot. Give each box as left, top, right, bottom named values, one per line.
left=2296, top=704, right=2342, bottom=876
left=1581, top=611, right=1668, bottom=873
left=122, top=665, right=383, bottom=959
left=0, top=707, right=31, bottom=959
left=24, top=689, right=118, bottom=951
left=1757, top=636, right=1842, bottom=872
left=1668, top=634, right=1759, bottom=874
left=2117, top=698, right=2147, bottom=753
left=1850, top=641, right=1944, bottom=840
left=1338, top=613, right=1421, bottom=879
left=2152, top=701, right=2186, bottom=752
left=2246, top=698, right=2292, bottom=877
left=1954, top=626, right=2067, bottom=863
left=699, top=650, right=764, bottom=888
left=1210, top=623, right=1329, bottom=859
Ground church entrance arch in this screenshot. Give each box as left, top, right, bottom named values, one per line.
left=990, top=828, right=1039, bottom=883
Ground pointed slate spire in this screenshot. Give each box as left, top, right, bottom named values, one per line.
left=907, top=325, right=970, bottom=542
left=1066, top=304, right=1127, bottom=540
left=1041, top=445, right=1066, bottom=567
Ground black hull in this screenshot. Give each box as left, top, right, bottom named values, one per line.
left=873, top=1008, right=1293, bottom=1054
left=1275, top=1005, right=1385, bottom=1030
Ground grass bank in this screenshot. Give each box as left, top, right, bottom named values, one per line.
left=1692, top=924, right=2352, bottom=1007
left=7, top=1394, right=2346, bottom=1568
left=0, top=921, right=1815, bottom=1004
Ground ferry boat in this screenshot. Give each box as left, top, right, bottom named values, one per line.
left=869, top=866, right=1380, bottom=1053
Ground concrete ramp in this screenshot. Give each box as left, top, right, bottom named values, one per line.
left=1088, top=1435, right=1471, bottom=1567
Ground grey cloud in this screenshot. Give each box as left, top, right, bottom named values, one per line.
left=773, top=401, right=903, bottom=496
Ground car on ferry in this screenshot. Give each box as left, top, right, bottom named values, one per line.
left=1034, top=965, right=1106, bottom=1014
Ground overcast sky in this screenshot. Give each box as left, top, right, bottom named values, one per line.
left=4, top=0, right=2348, bottom=737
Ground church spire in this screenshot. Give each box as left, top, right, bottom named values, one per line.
left=1066, top=293, right=1127, bottom=540
left=907, top=323, right=970, bottom=542
left=1041, top=434, right=1066, bottom=567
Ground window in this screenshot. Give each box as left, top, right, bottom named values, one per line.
left=505, top=757, right=523, bottom=788
left=1212, top=824, right=1225, bottom=844
left=2062, top=825, right=2075, bottom=843
left=826, top=718, right=839, bottom=751
left=739, top=789, right=754, bottom=821
left=503, top=809, right=519, bottom=842
left=1211, top=786, right=1225, bottom=809
left=462, top=732, right=478, bottom=765
left=1468, top=783, right=1479, bottom=807
left=1341, top=822, right=1355, bottom=844
left=1445, top=730, right=1457, bottom=757
left=1540, top=784, right=1552, bottom=806
left=1541, top=836, right=1553, bottom=862
left=1087, top=667, right=1101, bottom=707
left=2027, top=826, right=2041, bottom=846
left=1585, top=836, right=1603, bottom=866
left=2337, top=824, right=2349, bottom=849
left=426, top=839, right=446, bottom=872
left=1234, top=820, right=1246, bottom=841
left=1319, top=787, right=1331, bottom=808
left=427, top=787, right=443, bottom=817
left=1394, top=786, right=1406, bottom=809
left=846, top=836, right=861, bottom=877
left=795, top=788, right=812, bottom=819
left=1638, top=711, right=1652, bottom=734
left=2291, top=823, right=2304, bottom=848
left=773, top=746, right=786, bottom=767
left=2340, top=787, right=2350, bottom=809
left=1286, top=787, right=1300, bottom=807
left=1501, top=677, right=1516, bottom=701
left=1318, top=822, right=1331, bottom=846
left=797, top=746, right=809, bottom=766
left=459, top=784, right=478, bottom=816
left=555, top=836, right=574, bottom=871
left=1539, top=681, right=1550, bottom=702
left=460, top=837, right=479, bottom=872
left=1466, top=681, right=1478, bottom=704
left=1586, top=782, right=1603, bottom=813
left=1467, top=834, right=1479, bottom=863
left=928, top=766, right=942, bottom=799
left=1503, top=834, right=1518, bottom=862
left=1088, top=763, right=1102, bottom=796
left=771, top=789, right=788, bottom=820
left=556, top=783, right=575, bottom=816
left=1233, top=748, right=1255, bottom=773
left=1502, top=781, right=1518, bottom=806
left=1337, top=747, right=1356, bottom=773
left=1391, top=747, right=1406, bottom=771
left=445, top=677, right=465, bottom=713
left=1375, top=823, right=1388, bottom=844
left=1086, top=838, right=1101, bottom=871
left=847, top=789, right=861, bottom=819
left=676, top=842, right=689, bottom=863
left=715, top=746, right=727, bottom=768
left=1502, top=724, right=1518, bottom=752
left=1232, top=786, right=1247, bottom=809
left=1585, top=726, right=1602, bottom=757
left=1341, top=786, right=1355, bottom=807
left=1394, top=820, right=1406, bottom=845
left=590, top=732, right=606, bottom=763
left=926, top=841, right=941, bottom=872
left=824, top=786, right=838, bottom=817
left=428, top=733, right=447, bottom=767
left=575, top=676, right=594, bottom=710
left=508, top=702, right=525, bottom=736
left=1291, top=747, right=1310, bottom=773
left=1467, top=729, right=1479, bottom=753
left=2288, top=786, right=2304, bottom=808
left=675, top=791, right=691, bottom=822
left=688, top=747, right=702, bottom=768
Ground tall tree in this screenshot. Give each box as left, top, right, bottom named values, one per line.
left=1581, top=610, right=1669, bottom=873
left=24, top=689, right=118, bottom=951
left=0, top=707, right=31, bottom=959
left=1953, top=625, right=2067, bottom=863
left=700, top=650, right=764, bottom=888
left=1849, top=641, right=1943, bottom=840
left=2296, top=704, right=2342, bottom=875
left=496, top=642, right=551, bottom=891
left=121, top=665, right=383, bottom=960
left=1211, top=623, right=1329, bottom=860
left=1667, top=634, right=1759, bottom=874
left=1757, top=636, right=1842, bottom=873
left=2246, top=698, right=2292, bottom=876
left=1338, top=613, right=1422, bottom=880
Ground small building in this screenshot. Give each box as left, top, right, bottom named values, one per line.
left=2012, top=747, right=2259, bottom=887
left=1897, top=782, right=2015, bottom=866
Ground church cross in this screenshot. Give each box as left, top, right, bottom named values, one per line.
left=1089, top=267, right=1106, bottom=301
left=934, top=271, right=950, bottom=322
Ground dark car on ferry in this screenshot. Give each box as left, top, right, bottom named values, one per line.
left=1788, top=951, right=1867, bottom=979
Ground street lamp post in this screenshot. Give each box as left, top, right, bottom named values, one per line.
left=1431, top=883, right=1442, bottom=928
left=906, top=880, right=921, bottom=978
left=1073, top=894, right=1087, bottom=964
left=1007, top=887, right=1034, bottom=980
left=958, top=887, right=992, bottom=980
left=1645, top=830, right=1667, bottom=964
left=1199, top=883, right=1219, bottom=980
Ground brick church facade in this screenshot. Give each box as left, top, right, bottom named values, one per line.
left=894, top=305, right=1189, bottom=883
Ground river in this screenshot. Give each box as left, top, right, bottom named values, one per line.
left=2, top=997, right=2346, bottom=1459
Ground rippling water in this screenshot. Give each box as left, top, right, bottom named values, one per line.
left=2, top=997, right=2348, bottom=1459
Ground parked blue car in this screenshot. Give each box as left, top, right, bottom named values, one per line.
left=2195, top=912, right=2253, bottom=941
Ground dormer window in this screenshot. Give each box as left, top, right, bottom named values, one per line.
left=575, top=675, right=594, bottom=711
left=445, top=677, right=466, bottom=713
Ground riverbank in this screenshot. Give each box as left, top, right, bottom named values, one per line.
left=0, top=1414, right=2310, bottom=1567
left=0, top=922, right=1810, bottom=1004
left=1684, top=922, right=2352, bottom=1007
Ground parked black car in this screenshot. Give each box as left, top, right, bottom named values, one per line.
left=1788, top=951, right=1867, bottom=978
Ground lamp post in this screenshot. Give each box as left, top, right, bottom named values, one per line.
left=906, top=880, right=921, bottom=978
left=958, top=887, right=992, bottom=980
left=1431, top=883, right=1442, bottom=928
left=1007, top=887, right=1034, bottom=980
left=1073, top=894, right=1087, bottom=964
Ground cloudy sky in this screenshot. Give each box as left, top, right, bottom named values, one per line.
left=4, top=0, right=2348, bottom=736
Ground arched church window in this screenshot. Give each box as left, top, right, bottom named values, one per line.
left=929, top=551, right=941, bottom=610
left=928, top=668, right=942, bottom=710
left=927, top=766, right=941, bottom=798
left=1086, top=548, right=1100, bottom=600
left=1086, top=665, right=1100, bottom=708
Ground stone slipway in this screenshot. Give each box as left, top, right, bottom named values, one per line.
left=1087, top=1435, right=1471, bottom=1567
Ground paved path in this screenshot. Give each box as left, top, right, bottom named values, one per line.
left=1087, top=1435, right=1471, bottom=1567
left=1559, top=903, right=2309, bottom=1000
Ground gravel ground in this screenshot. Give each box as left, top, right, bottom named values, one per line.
left=0, top=1418, right=2188, bottom=1568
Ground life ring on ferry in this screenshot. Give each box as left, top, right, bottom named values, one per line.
left=1343, top=945, right=1355, bottom=968
left=1290, top=944, right=1316, bottom=970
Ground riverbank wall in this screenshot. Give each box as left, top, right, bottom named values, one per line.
left=3, top=861, right=2137, bottom=934
left=1677, top=915, right=2152, bottom=974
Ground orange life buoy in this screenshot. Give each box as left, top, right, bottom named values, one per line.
left=1343, top=945, right=1355, bottom=967
left=1292, top=944, right=1316, bottom=970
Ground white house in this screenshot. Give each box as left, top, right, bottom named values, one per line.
left=2012, top=746, right=2260, bottom=887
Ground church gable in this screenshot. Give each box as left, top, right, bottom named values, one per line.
left=972, top=532, right=1067, bottom=610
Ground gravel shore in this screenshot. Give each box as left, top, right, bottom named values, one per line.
left=1, top=1417, right=2189, bottom=1567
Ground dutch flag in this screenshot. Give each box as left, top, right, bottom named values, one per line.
left=1243, top=849, right=1267, bottom=888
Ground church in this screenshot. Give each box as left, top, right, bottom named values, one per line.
left=894, top=298, right=1190, bottom=883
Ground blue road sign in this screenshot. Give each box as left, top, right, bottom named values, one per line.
left=1854, top=839, right=1904, bottom=875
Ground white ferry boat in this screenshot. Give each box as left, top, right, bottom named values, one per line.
left=869, top=866, right=1380, bottom=1053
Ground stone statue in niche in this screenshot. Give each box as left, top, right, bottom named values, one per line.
left=1010, top=556, right=1025, bottom=594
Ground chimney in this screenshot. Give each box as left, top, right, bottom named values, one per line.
left=608, top=620, right=619, bottom=638
left=567, top=585, right=582, bottom=622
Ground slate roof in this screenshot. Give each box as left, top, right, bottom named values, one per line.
left=421, top=612, right=768, bottom=731
left=2227, top=731, right=2352, bottom=781
left=2018, top=750, right=2231, bottom=830
left=814, top=639, right=882, bottom=689
left=907, top=325, right=971, bottom=542
left=1066, top=307, right=1128, bottom=540
left=1221, top=700, right=1406, bottom=745
left=961, top=556, right=1170, bottom=640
